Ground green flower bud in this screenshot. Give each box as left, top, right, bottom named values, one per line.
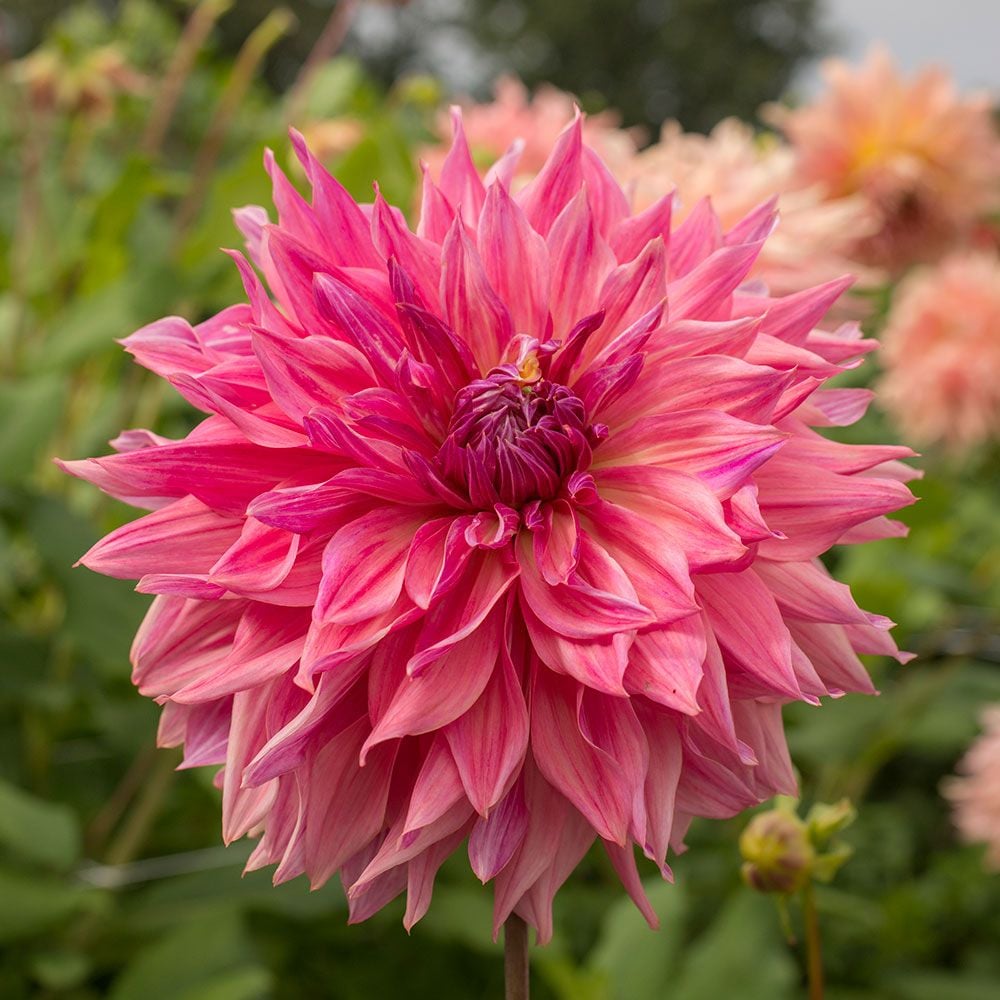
left=740, top=808, right=815, bottom=895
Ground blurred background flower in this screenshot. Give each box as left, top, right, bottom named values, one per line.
left=946, top=706, right=1000, bottom=868
left=878, top=250, right=1000, bottom=451
left=768, top=46, right=1000, bottom=273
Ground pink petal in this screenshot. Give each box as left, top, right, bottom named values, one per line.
left=403, top=736, right=467, bottom=834
left=668, top=241, right=762, bottom=321
left=131, top=596, right=245, bottom=698
left=438, top=108, right=486, bottom=223
left=478, top=182, right=551, bottom=341
left=546, top=189, right=616, bottom=337
left=171, top=604, right=310, bottom=704
left=78, top=495, right=241, bottom=579
left=58, top=441, right=340, bottom=515
left=579, top=502, right=698, bottom=623
left=404, top=515, right=475, bottom=609
left=696, top=572, right=802, bottom=700
left=593, top=409, right=786, bottom=497
left=304, top=716, right=398, bottom=888
left=361, top=604, right=503, bottom=757
left=445, top=640, right=529, bottom=815
left=517, top=114, right=584, bottom=237
left=289, top=128, right=382, bottom=268
left=468, top=776, right=529, bottom=882
left=316, top=507, right=429, bottom=625
left=210, top=518, right=300, bottom=594
left=603, top=841, right=659, bottom=929
left=523, top=601, right=630, bottom=696
left=530, top=669, right=634, bottom=845
left=530, top=499, right=579, bottom=585
left=221, top=676, right=300, bottom=843
left=251, top=327, right=376, bottom=423
left=610, top=191, right=673, bottom=262
left=634, top=700, right=682, bottom=875
left=624, top=616, right=706, bottom=715
left=669, top=198, right=723, bottom=279
left=440, top=217, right=513, bottom=374
left=516, top=530, right=655, bottom=639
left=593, top=465, right=746, bottom=572
left=406, top=550, right=519, bottom=675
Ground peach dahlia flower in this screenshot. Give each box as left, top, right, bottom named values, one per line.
left=770, top=47, right=1000, bottom=272
left=947, top=706, right=1000, bottom=868
left=879, top=250, right=1000, bottom=450
left=622, top=118, right=878, bottom=299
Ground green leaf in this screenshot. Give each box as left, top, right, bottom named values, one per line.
left=588, top=878, right=686, bottom=1000
left=173, top=968, right=271, bottom=1000
left=32, top=280, right=138, bottom=371
left=883, top=971, right=1000, bottom=1000
left=417, top=886, right=501, bottom=954
left=26, top=494, right=150, bottom=673
left=30, top=949, right=92, bottom=991
left=78, top=156, right=160, bottom=294
left=0, top=778, right=81, bottom=869
left=295, top=58, right=366, bottom=120
left=0, top=375, right=65, bottom=484
left=672, top=892, right=799, bottom=1000
left=333, top=119, right=417, bottom=212
left=109, top=909, right=272, bottom=1000
left=0, top=867, right=104, bottom=942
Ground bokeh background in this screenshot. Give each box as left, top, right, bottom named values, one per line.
left=1, top=1, right=999, bottom=997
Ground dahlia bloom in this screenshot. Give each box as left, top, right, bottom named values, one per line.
left=423, top=76, right=639, bottom=186
left=622, top=118, right=878, bottom=299
left=946, top=706, right=1000, bottom=868
left=62, top=115, right=914, bottom=941
left=879, top=250, right=1000, bottom=450
left=769, top=47, right=1000, bottom=272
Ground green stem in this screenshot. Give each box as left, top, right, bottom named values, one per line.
left=85, top=745, right=158, bottom=857
left=103, top=748, right=179, bottom=867
left=283, top=0, right=360, bottom=125
left=504, top=913, right=530, bottom=1000
left=802, top=883, right=824, bottom=1000
left=171, top=7, right=295, bottom=249
left=140, top=0, right=235, bottom=158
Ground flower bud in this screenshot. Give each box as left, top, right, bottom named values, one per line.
left=740, top=808, right=814, bottom=895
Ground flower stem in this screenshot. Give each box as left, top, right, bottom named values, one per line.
left=284, top=0, right=360, bottom=125
left=141, top=0, right=235, bottom=158
left=504, top=913, right=530, bottom=1000
left=171, top=7, right=295, bottom=249
left=802, top=882, right=824, bottom=1000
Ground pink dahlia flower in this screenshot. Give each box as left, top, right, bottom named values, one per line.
left=61, top=114, right=915, bottom=941
left=946, top=706, right=1000, bottom=868
left=768, top=47, right=1000, bottom=273
left=621, top=118, right=879, bottom=300
left=879, top=250, right=1000, bottom=450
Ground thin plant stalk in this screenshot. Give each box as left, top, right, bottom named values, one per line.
left=141, top=0, right=235, bottom=157
left=504, top=913, right=530, bottom=1000
left=171, top=7, right=295, bottom=249
left=283, top=0, right=360, bottom=125
left=802, top=882, right=824, bottom=1000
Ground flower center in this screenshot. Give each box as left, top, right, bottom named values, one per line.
left=439, top=361, right=599, bottom=507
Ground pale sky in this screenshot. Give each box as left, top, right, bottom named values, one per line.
left=798, top=0, right=1000, bottom=95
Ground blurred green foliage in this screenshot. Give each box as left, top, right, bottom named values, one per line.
left=5, top=0, right=826, bottom=134
left=1, top=2, right=998, bottom=998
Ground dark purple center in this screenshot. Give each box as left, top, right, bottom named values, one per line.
left=438, top=363, right=601, bottom=507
